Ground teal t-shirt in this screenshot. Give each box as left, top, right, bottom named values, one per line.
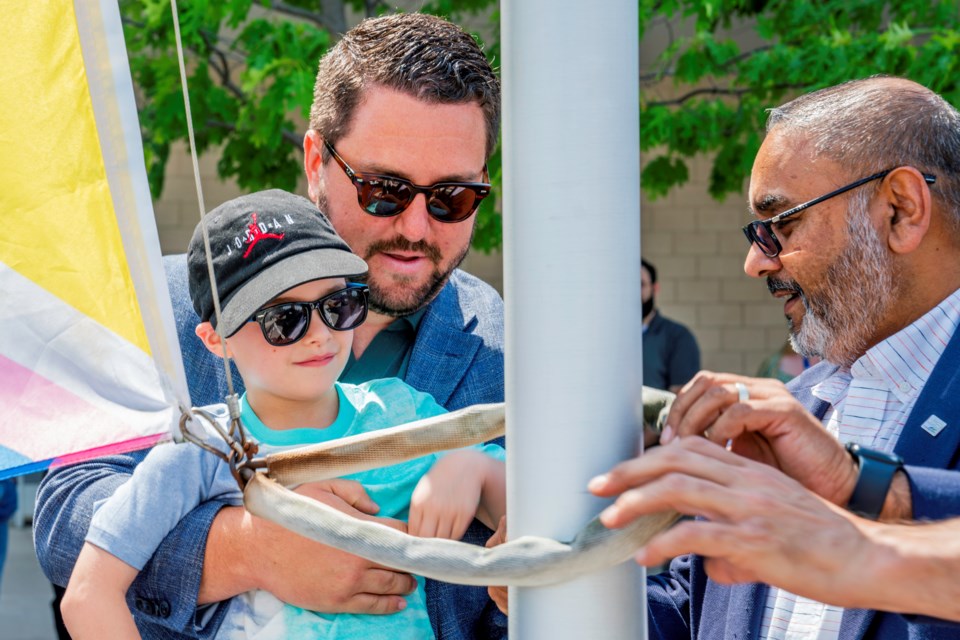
left=89, top=378, right=504, bottom=640
left=223, top=379, right=504, bottom=640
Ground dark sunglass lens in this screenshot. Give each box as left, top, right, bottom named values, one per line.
left=321, top=289, right=367, bottom=330
left=361, top=179, right=412, bottom=216
left=427, top=185, right=479, bottom=222
left=261, top=304, right=310, bottom=345
left=754, top=223, right=780, bottom=257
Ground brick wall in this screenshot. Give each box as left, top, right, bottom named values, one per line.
left=640, top=155, right=791, bottom=376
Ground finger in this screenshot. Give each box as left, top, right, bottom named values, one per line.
left=661, top=371, right=721, bottom=441
left=600, top=471, right=742, bottom=528
left=341, top=593, right=409, bottom=615
left=671, top=381, right=749, bottom=440
left=415, top=511, right=439, bottom=539
left=358, top=567, right=418, bottom=597
left=407, top=504, right=423, bottom=537
left=634, top=519, right=743, bottom=568
left=488, top=585, right=508, bottom=615
left=323, top=480, right=381, bottom=515
left=590, top=437, right=744, bottom=497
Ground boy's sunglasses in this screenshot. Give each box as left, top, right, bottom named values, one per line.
left=742, top=168, right=936, bottom=259
left=324, top=141, right=490, bottom=223
left=250, top=283, right=369, bottom=347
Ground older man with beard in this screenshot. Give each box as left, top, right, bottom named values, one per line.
left=589, top=76, right=960, bottom=638
left=35, top=14, right=506, bottom=640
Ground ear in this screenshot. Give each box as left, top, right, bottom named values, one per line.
left=653, top=282, right=661, bottom=296
left=195, top=322, right=231, bottom=359
left=304, top=129, right=324, bottom=205
left=882, top=167, right=932, bottom=255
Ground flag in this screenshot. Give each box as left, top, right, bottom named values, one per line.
left=0, top=1, right=190, bottom=478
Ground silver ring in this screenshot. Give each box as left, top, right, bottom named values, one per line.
left=735, top=382, right=749, bottom=403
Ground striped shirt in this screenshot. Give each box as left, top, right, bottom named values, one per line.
left=758, top=286, right=960, bottom=640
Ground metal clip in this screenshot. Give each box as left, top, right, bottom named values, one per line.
left=179, top=403, right=259, bottom=489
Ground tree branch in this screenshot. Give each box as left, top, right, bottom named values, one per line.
left=208, top=120, right=303, bottom=153
left=645, top=83, right=804, bottom=107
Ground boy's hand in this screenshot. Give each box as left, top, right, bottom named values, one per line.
left=408, top=450, right=487, bottom=540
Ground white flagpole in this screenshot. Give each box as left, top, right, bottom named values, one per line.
left=502, top=0, right=645, bottom=637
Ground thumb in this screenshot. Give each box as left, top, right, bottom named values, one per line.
left=326, top=478, right=380, bottom=515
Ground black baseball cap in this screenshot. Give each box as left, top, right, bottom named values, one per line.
left=187, top=189, right=368, bottom=337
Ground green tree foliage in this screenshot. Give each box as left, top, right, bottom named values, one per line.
left=641, top=0, right=960, bottom=200
left=120, top=0, right=502, bottom=249
left=122, top=0, right=960, bottom=250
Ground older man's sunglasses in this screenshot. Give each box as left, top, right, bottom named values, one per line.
left=324, top=141, right=490, bottom=223
left=742, top=168, right=937, bottom=258
left=251, top=284, right=368, bottom=346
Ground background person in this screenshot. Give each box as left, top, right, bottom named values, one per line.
left=35, top=13, right=506, bottom=640
left=641, top=258, right=700, bottom=393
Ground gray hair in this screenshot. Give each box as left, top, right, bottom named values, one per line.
left=766, top=77, right=960, bottom=230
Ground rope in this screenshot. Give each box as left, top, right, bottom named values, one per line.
left=242, top=401, right=680, bottom=586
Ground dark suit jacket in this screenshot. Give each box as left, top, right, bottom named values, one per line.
left=647, top=324, right=960, bottom=639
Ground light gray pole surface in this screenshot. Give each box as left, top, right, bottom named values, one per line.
left=502, top=1, right=645, bottom=637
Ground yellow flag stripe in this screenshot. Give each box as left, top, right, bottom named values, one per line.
left=0, top=2, right=148, bottom=353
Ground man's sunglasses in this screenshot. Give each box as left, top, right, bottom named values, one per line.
left=250, top=283, right=369, bottom=347
left=324, top=141, right=491, bottom=223
left=742, top=168, right=937, bottom=258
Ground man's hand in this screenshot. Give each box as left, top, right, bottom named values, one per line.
left=485, top=516, right=508, bottom=616
left=661, top=371, right=857, bottom=506
left=200, top=478, right=416, bottom=614
left=588, top=437, right=881, bottom=606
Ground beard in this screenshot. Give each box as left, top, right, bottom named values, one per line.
left=768, top=203, right=895, bottom=366
left=315, top=188, right=471, bottom=317
left=359, top=235, right=469, bottom=317
left=642, top=295, right=655, bottom=318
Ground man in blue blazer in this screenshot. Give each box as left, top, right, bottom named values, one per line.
left=35, top=13, right=505, bottom=640
left=592, top=77, right=960, bottom=637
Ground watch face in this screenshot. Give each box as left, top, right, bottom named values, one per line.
left=849, top=443, right=903, bottom=465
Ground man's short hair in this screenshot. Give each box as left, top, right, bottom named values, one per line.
left=641, top=258, right=657, bottom=284
left=309, top=13, right=501, bottom=160
left=766, top=76, right=960, bottom=231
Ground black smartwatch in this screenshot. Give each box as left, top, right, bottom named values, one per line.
left=845, top=442, right=904, bottom=520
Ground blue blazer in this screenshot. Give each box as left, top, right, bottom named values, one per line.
left=647, top=325, right=960, bottom=640
left=35, top=254, right=506, bottom=640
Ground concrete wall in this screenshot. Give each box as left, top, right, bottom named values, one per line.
left=640, top=156, right=790, bottom=377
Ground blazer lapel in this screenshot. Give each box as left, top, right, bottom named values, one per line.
left=894, top=325, right=960, bottom=468
left=405, top=284, right=481, bottom=407
left=841, top=327, right=960, bottom=638
left=723, top=583, right=767, bottom=640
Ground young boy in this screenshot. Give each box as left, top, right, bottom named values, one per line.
left=62, top=190, right=505, bottom=640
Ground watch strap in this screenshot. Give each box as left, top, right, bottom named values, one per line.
left=845, top=442, right=904, bottom=520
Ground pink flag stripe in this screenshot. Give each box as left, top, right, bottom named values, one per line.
left=0, top=354, right=170, bottom=462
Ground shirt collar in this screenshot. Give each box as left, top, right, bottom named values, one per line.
left=813, top=286, right=960, bottom=405
left=385, top=307, right=427, bottom=334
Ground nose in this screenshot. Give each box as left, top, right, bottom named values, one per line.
left=303, top=307, right=334, bottom=344
left=743, top=242, right=782, bottom=278
left=392, top=194, right=431, bottom=243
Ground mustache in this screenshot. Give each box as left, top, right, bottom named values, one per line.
left=364, top=236, right=442, bottom=264
left=767, top=276, right=803, bottom=297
